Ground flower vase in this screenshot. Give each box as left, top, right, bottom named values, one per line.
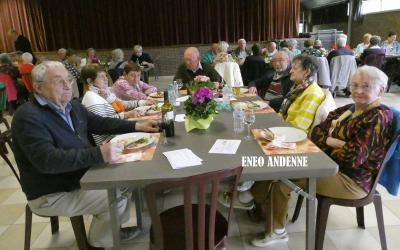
left=185, top=115, right=214, bottom=132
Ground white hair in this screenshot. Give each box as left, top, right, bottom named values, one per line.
left=21, top=52, right=33, bottom=64
left=133, top=45, right=142, bottom=51
left=111, top=48, right=124, bottom=61
left=314, top=39, right=322, bottom=46
left=287, top=39, right=298, bottom=47
left=57, top=48, right=66, bottom=54
left=32, top=61, right=65, bottom=84
left=217, top=41, right=229, bottom=53
left=352, top=65, right=388, bottom=90
left=238, top=38, right=246, bottom=43
left=338, top=33, right=347, bottom=39
left=337, top=37, right=347, bottom=47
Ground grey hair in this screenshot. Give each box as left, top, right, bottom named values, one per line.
left=111, top=48, right=124, bottom=61
left=217, top=41, right=229, bottom=53
left=352, top=65, right=388, bottom=90
left=238, top=38, right=246, bottom=43
left=22, top=52, right=33, bottom=63
left=58, top=48, right=67, bottom=54
left=0, top=53, right=12, bottom=65
left=314, top=39, right=322, bottom=46
left=337, top=37, right=347, bottom=47
left=31, top=61, right=65, bottom=84
left=287, top=39, right=298, bottom=47
left=133, top=45, right=142, bottom=51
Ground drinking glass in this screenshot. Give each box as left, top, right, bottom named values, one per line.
left=244, top=108, right=256, bottom=140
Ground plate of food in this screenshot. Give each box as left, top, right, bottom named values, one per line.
left=146, top=105, right=161, bottom=115
left=149, top=91, right=164, bottom=98
left=111, top=132, right=155, bottom=153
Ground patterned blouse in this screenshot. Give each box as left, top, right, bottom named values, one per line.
left=311, top=104, right=393, bottom=193
left=112, top=76, right=157, bottom=100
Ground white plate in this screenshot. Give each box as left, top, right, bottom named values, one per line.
left=135, top=106, right=161, bottom=115
left=268, top=127, right=307, bottom=143
left=111, top=132, right=154, bottom=151
left=232, top=101, right=268, bottom=111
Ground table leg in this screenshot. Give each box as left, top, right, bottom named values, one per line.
left=107, top=188, right=121, bottom=250
left=306, top=178, right=316, bottom=250
left=133, top=188, right=143, bottom=230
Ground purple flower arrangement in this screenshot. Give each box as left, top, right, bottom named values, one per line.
left=184, top=87, right=217, bottom=120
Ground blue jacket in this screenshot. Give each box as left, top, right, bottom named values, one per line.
left=379, top=108, right=400, bottom=196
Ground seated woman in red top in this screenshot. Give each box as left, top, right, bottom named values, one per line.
left=18, top=52, right=34, bottom=93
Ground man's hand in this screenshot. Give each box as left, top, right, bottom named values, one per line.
left=135, top=120, right=159, bottom=132
left=326, top=137, right=346, bottom=149
left=249, top=87, right=257, bottom=94
left=100, top=142, right=124, bottom=163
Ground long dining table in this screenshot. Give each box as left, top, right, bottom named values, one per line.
left=80, top=93, right=338, bottom=250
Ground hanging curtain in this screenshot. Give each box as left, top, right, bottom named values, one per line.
left=0, top=0, right=47, bottom=52
left=0, top=0, right=300, bottom=52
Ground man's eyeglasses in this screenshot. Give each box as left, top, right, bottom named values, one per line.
left=51, top=78, right=74, bottom=87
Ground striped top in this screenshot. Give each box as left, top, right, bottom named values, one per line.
left=283, top=82, right=325, bottom=134
left=81, top=91, right=123, bottom=145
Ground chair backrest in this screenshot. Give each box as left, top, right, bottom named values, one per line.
left=309, top=89, right=336, bottom=135
left=144, top=166, right=243, bottom=250
left=330, top=55, right=357, bottom=90
left=0, top=129, right=19, bottom=184
left=364, top=53, right=385, bottom=69
left=214, top=62, right=243, bottom=87
left=315, top=57, right=331, bottom=87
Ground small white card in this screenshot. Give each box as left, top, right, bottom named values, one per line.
left=175, top=114, right=186, bottom=122
left=163, top=148, right=203, bottom=169
left=209, top=139, right=241, bottom=154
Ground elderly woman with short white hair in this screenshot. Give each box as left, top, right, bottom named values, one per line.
left=249, top=65, right=394, bottom=247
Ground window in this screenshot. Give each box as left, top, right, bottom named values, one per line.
left=361, top=0, right=400, bottom=14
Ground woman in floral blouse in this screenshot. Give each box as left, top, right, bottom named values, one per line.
left=249, top=65, right=393, bottom=248
left=112, top=63, right=157, bottom=100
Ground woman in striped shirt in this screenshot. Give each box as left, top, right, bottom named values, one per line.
left=81, top=64, right=153, bottom=145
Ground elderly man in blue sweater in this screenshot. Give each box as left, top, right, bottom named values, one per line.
left=11, top=61, right=159, bottom=249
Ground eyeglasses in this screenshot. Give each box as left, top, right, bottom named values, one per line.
left=350, top=84, right=374, bottom=91
left=51, top=77, right=74, bottom=87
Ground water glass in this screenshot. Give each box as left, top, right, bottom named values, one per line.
left=244, top=108, right=255, bottom=140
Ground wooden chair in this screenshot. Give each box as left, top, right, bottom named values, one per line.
left=290, top=136, right=399, bottom=250
left=144, top=166, right=243, bottom=250
left=0, top=125, right=90, bottom=250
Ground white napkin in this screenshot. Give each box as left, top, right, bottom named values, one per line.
left=209, top=139, right=241, bottom=154
left=176, top=95, right=190, bottom=102
left=163, top=148, right=203, bottom=169
left=175, top=114, right=186, bottom=122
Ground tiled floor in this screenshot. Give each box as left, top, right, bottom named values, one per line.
left=0, top=76, right=399, bottom=249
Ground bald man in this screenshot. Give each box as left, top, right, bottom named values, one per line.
left=174, top=47, right=221, bottom=88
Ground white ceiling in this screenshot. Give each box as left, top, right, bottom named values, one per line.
left=301, top=0, right=348, bottom=9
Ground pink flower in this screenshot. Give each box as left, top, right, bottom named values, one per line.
left=192, top=87, right=213, bottom=105
left=194, top=75, right=210, bottom=82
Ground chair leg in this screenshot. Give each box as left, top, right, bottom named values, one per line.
left=315, top=198, right=331, bottom=250
left=24, top=205, right=33, bottom=250
left=356, top=207, right=365, bottom=229
left=70, top=216, right=89, bottom=250
left=373, top=194, right=387, bottom=250
left=291, top=195, right=304, bottom=223
left=50, top=216, right=59, bottom=234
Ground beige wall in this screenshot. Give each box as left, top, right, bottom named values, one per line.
left=312, top=10, right=400, bottom=47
